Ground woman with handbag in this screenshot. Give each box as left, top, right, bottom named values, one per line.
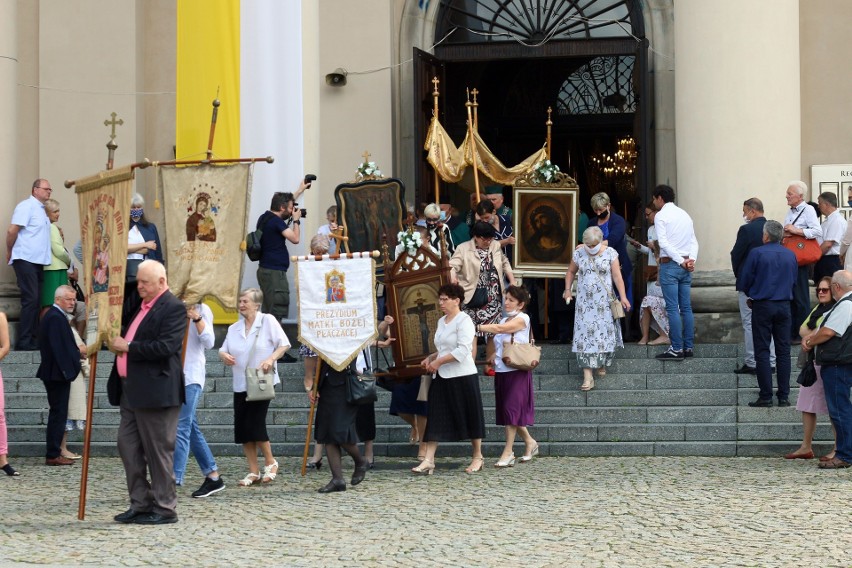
left=563, top=227, right=631, bottom=391
left=219, top=288, right=290, bottom=486
left=413, top=283, right=486, bottom=475
left=788, top=276, right=838, bottom=460
left=449, top=220, right=516, bottom=376
left=478, top=285, right=539, bottom=468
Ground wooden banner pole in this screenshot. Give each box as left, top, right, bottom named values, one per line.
left=206, top=97, right=220, bottom=161
left=76, top=352, right=98, bottom=521
left=432, top=77, right=441, bottom=204
left=301, top=361, right=323, bottom=477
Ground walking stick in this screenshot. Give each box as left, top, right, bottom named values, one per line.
left=301, top=361, right=323, bottom=476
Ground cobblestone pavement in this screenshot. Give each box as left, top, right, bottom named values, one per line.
left=1, top=456, right=850, bottom=567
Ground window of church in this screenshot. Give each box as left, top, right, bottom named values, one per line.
left=557, top=55, right=636, bottom=115
left=437, top=0, right=637, bottom=44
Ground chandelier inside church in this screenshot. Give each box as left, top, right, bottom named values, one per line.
left=587, top=136, right=637, bottom=197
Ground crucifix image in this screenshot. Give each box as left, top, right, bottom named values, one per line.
left=406, top=292, right=435, bottom=355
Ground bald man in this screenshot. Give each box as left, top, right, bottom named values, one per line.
left=108, top=260, right=186, bottom=525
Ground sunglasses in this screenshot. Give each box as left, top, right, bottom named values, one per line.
left=817, top=288, right=831, bottom=293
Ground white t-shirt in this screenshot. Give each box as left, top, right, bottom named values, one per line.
left=492, top=313, right=531, bottom=374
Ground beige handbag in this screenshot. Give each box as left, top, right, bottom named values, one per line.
left=416, top=374, right=431, bottom=402
left=501, top=319, right=541, bottom=371
left=592, top=260, right=625, bottom=320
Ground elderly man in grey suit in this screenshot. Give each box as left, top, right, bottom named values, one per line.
left=108, top=260, right=186, bottom=525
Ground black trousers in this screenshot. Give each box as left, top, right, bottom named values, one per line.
left=752, top=300, right=791, bottom=402
left=42, top=379, right=71, bottom=459
left=13, top=259, right=43, bottom=350
left=813, top=255, right=842, bottom=286
left=790, top=265, right=810, bottom=340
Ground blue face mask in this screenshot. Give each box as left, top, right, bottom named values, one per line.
left=130, top=207, right=143, bottom=221
left=439, top=211, right=447, bottom=221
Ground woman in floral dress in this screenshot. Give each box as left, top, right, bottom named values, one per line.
left=563, top=227, right=631, bottom=391
left=449, top=221, right=515, bottom=375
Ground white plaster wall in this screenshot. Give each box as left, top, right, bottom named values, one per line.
left=318, top=0, right=394, bottom=206
left=38, top=0, right=139, bottom=254
left=799, top=0, right=852, bottom=180
left=675, top=0, right=801, bottom=271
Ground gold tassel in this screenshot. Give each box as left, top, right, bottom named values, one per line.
left=154, top=198, right=161, bottom=209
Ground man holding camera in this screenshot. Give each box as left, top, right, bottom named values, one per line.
left=256, top=179, right=310, bottom=331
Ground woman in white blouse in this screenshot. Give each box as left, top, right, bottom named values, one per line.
left=219, top=288, right=290, bottom=486
left=413, top=283, right=485, bottom=475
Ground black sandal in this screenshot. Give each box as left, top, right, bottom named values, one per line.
left=2, top=464, right=20, bottom=476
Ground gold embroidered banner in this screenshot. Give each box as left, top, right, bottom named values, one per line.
left=157, top=163, right=253, bottom=309
left=424, top=117, right=548, bottom=187
left=76, top=165, right=134, bottom=353
left=295, top=254, right=377, bottom=371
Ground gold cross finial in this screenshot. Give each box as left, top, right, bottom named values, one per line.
left=546, top=106, right=553, bottom=125
left=432, top=76, right=440, bottom=94
left=362, top=150, right=371, bottom=163
left=471, top=88, right=479, bottom=105
left=104, top=112, right=124, bottom=142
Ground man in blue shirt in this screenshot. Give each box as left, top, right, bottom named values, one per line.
left=730, top=197, right=775, bottom=374
left=738, top=220, right=798, bottom=407
left=6, top=179, right=52, bottom=350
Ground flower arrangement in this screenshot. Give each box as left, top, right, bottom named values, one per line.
left=356, top=161, right=382, bottom=180
left=532, top=159, right=561, bottom=183
left=397, top=226, right=422, bottom=255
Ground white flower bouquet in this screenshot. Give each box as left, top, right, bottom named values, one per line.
left=532, top=159, right=561, bottom=183
left=356, top=161, right=382, bottom=180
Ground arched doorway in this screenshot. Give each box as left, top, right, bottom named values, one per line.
left=412, top=0, right=654, bottom=227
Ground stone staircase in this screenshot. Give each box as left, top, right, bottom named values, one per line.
left=2, top=343, right=834, bottom=459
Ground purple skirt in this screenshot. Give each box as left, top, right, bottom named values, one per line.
left=494, top=369, right=535, bottom=427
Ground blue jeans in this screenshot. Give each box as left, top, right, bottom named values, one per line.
left=658, top=262, right=694, bottom=352
left=174, top=384, right=217, bottom=485
left=821, top=364, right=852, bottom=463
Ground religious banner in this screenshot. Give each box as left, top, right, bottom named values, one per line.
left=157, top=163, right=253, bottom=308
left=76, top=165, right=134, bottom=352
left=295, top=253, right=378, bottom=371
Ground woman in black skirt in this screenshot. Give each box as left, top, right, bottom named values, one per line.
left=413, top=283, right=485, bottom=475
left=307, top=353, right=371, bottom=493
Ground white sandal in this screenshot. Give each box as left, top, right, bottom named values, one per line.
left=262, top=460, right=279, bottom=483
left=238, top=472, right=261, bottom=487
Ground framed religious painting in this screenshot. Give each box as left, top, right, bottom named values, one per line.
left=841, top=181, right=852, bottom=209
left=335, top=178, right=406, bottom=255
left=383, top=244, right=450, bottom=378
left=511, top=172, right=580, bottom=278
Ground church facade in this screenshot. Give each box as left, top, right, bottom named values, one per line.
left=1, top=0, right=850, bottom=336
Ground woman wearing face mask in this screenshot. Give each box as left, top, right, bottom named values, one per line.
left=124, top=194, right=163, bottom=325
left=563, top=227, right=631, bottom=391
left=423, top=203, right=455, bottom=257
left=587, top=192, right=633, bottom=315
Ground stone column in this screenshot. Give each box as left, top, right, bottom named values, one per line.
left=675, top=0, right=801, bottom=271
left=0, top=0, right=18, bottom=300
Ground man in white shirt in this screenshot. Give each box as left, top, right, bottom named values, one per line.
left=652, top=185, right=699, bottom=360
left=783, top=181, right=822, bottom=340
left=6, top=179, right=53, bottom=350
left=174, top=303, right=224, bottom=498
left=814, top=191, right=845, bottom=283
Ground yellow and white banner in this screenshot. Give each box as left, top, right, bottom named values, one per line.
left=296, top=254, right=377, bottom=371
left=158, top=163, right=253, bottom=309
left=75, top=165, right=134, bottom=352
left=177, top=0, right=304, bottom=322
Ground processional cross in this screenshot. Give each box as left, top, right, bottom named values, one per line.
left=104, top=112, right=123, bottom=142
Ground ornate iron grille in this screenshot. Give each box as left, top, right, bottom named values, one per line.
left=557, top=55, right=636, bottom=115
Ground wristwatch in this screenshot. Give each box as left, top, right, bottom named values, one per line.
left=192, top=317, right=202, bottom=323
left=292, top=220, right=301, bottom=225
